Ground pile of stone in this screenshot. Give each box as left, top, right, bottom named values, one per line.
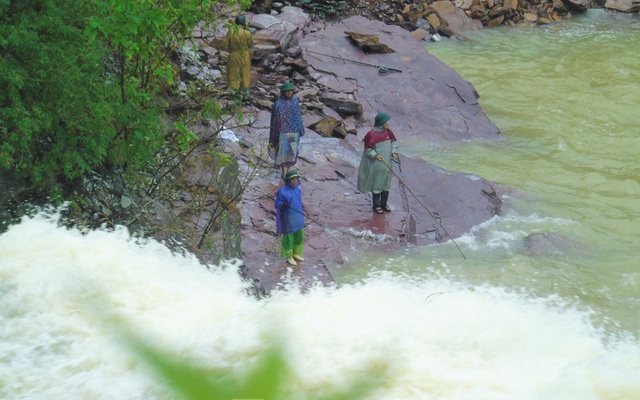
left=350, top=0, right=579, bottom=33
left=252, top=0, right=639, bottom=42
left=182, top=0, right=637, bottom=124
left=183, top=0, right=637, bottom=126
left=185, top=6, right=366, bottom=140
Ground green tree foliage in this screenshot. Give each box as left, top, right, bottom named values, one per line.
left=0, top=0, right=250, bottom=195
left=125, top=332, right=387, bottom=400
left=0, top=0, right=117, bottom=186
left=83, top=0, right=224, bottom=173
left=0, top=0, right=260, bottom=258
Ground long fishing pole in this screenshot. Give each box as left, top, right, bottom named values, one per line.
left=266, top=193, right=334, bottom=232
left=285, top=204, right=330, bottom=231
left=305, top=49, right=403, bottom=74
left=381, top=158, right=467, bottom=260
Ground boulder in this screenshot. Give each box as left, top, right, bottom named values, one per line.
left=250, top=14, right=282, bottom=30
left=344, top=31, right=396, bottom=53
left=605, top=0, right=640, bottom=11
left=319, top=92, right=364, bottom=117
left=523, top=232, right=582, bottom=256
left=562, top=0, right=593, bottom=10
left=301, top=16, right=501, bottom=144
left=430, top=0, right=483, bottom=35
left=308, top=116, right=349, bottom=138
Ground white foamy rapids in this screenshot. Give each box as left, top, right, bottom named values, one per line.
left=456, top=211, right=579, bottom=253
left=346, top=228, right=389, bottom=242
left=1, top=214, right=639, bottom=400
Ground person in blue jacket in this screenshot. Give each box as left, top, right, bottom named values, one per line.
left=274, top=169, right=305, bottom=266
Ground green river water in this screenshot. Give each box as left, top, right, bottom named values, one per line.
left=336, top=9, right=640, bottom=337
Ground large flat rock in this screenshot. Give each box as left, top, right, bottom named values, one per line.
left=232, top=112, right=500, bottom=292
left=301, top=15, right=501, bottom=144
left=230, top=16, right=502, bottom=292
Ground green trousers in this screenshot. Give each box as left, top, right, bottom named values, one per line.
left=281, top=229, right=304, bottom=259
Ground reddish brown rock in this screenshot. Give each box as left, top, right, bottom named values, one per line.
left=192, top=9, right=506, bottom=292
left=301, top=16, right=501, bottom=143
left=232, top=107, right=500, bottom=292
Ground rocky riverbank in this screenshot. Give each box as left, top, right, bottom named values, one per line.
left=207, top=0, right=636, bottom=293
left=253, top=0, right=639, bottom=40
left=1, top=2, right=634, bottom=295
left=177, top=6, right=505, bottom=292
left=146, top=0, right=636, bottom=294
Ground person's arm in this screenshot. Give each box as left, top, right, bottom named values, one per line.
left=291, top=98, right=305, bottom=136
left=363, top=132, right=380, bottom=160
left=366, top=148, right=379, bottom=160
left=270, top=101, right=281, bottom=134
left=274, top=191, right=288, bottom=210
left=220, top=34, right=229, bottom=52
left=389, top=129, right=399, bottom=160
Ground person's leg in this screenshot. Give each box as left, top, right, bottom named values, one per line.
left=381, top=191, right=391, bottom=211
left=281, top=233, right=296, bottom=265
left=232, top=89, right=243, bottom=106
left=372, top=192, right=383, bottom=213
left=292, top=228, right=304, bottom=261
left=240, top=82, right=250, bottom=102
left=241, top=60, right=251, bottom=100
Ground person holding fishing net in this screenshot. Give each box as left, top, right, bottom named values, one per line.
left=357, top=112, right=399, bottom=214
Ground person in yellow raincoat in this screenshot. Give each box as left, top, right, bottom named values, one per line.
left=223, top=15, right=254, bottom=99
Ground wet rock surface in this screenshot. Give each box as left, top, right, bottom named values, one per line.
left=173, top=6, right=514, bottom=292
left=231, top=109, right=500, bottom=293
left=177, top=2, right=637, bottom=286
left=523, top=232, right=583, bottom=257
left=202, top=11, right=503, bottom=292
left=300, top=15, right=501, bottom=143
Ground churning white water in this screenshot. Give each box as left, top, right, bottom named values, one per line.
left=1, top=213, right=639, bottom=399
left=2, top=10, right=640, bottom=400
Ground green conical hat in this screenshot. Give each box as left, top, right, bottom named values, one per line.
left=285, top=169, right=300, bottom=180
left=374, top=112, right=391, bottom=127
left=280, top=82, right=296, bottom=92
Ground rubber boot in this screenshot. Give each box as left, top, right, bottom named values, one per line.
left=372, top=192, right=383, bottom=213
left=381, top=191, right=391, bottom=212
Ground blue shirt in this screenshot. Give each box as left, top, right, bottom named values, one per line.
left=274, top=180, right=304, bottom=234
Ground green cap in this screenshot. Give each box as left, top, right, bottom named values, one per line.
left=280, top=81, right=296, bottom=92
left=235, top=15, right=246, bottom=26
left=374, top=112, right=391, bottom=128
left=285, top=169, right=300, bottom=180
